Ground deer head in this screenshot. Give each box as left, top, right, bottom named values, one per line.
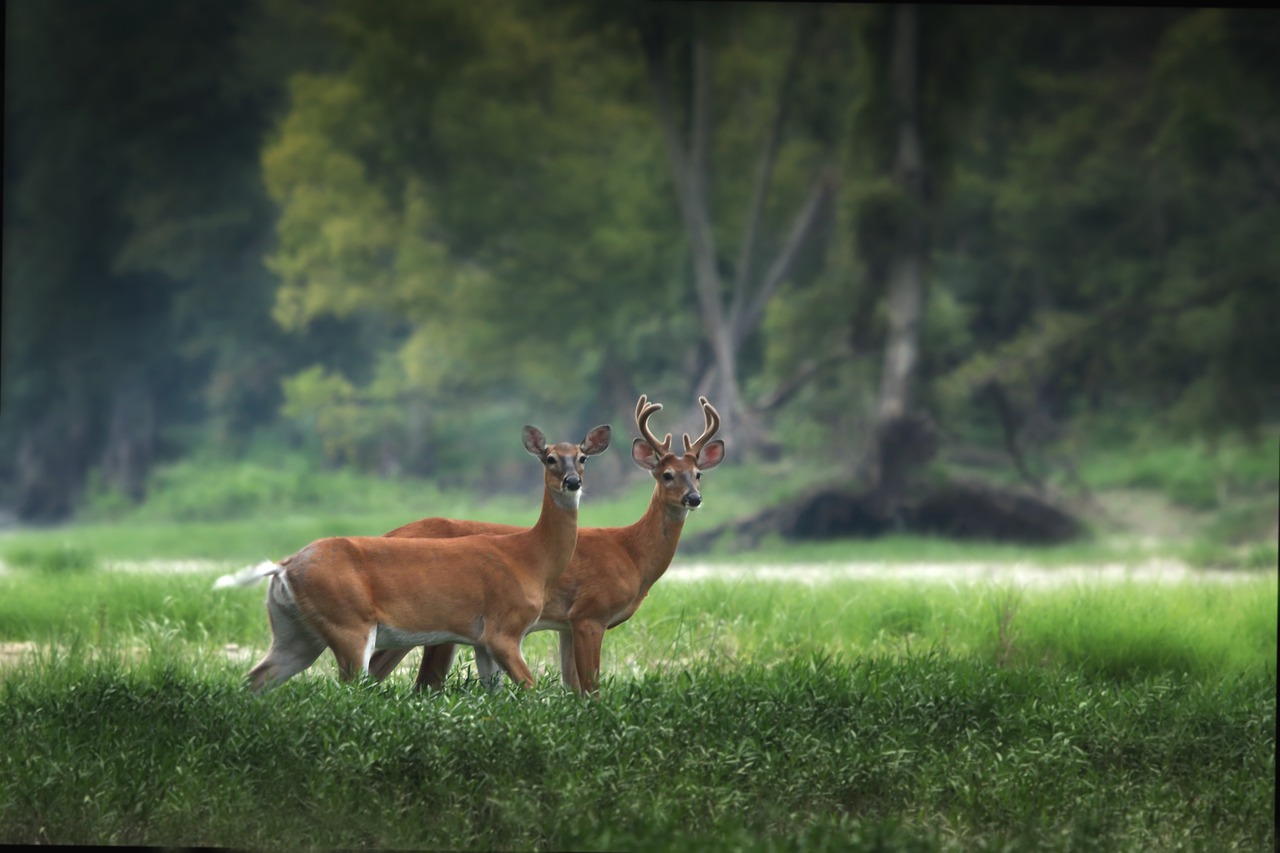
left=630, top=395, right=725, bottom=511
left=524, top=423, right=612, bottom=507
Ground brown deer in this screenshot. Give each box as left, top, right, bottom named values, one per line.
left=366, top=396, right=724, bottom=694
left=213, top=423, right=612, bottom=691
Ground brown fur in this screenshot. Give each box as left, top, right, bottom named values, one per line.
left=366, top=397, right=725, bottom=695
left=240, top=425, right=610, bottom=691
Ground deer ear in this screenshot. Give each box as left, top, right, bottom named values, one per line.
left=631, top=438, right=662, bottom=470
left=523, top=425, right=547, bottom=456
left=580, top=424, right=612, bottom=456
left=697, top=439, right=725, bottom=470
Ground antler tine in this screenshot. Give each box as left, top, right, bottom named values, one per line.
left=635, top=395, right=672, bottom=455
left=683, top=396, right=722, bottom=455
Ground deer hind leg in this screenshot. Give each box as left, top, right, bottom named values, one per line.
left=246, top=588, right=326, bottom=692
left=325, top=625, right=379, bottom=683
left=557, top=629, right=582, bottom=692
left=366, top=647, right=411, bottom=683
left=571, top=620, right=606, bottom=696
left=416, top=643, right=458, bottom=692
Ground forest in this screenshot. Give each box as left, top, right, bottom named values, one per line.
left=4, top=1, right=1278, bottom=531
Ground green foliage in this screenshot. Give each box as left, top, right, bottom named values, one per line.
left=4, top=4, right=1277, bottom=526
left=1075, top=429, right=1279, bottom=510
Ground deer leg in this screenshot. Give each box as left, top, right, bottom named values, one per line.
left=484, top=638, right=536, bottom=690
left=415, top=643, right=458, bottom=692
left=472, top=645, right=504, bottom=692
left=366, top=647, right=411, bottom=682
left=571, top=620, right=606, bottom=696
left=246, top=586, right=326, bottom=692
left=322, top=624, right=377, bottom=684
left=557, top=629, right=582, bottom=692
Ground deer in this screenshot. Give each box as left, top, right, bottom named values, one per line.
left=366, top=396, right=724, bottom=695
left=212, top=423, right=612, bottom=692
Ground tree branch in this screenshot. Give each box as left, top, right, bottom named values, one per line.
left=727, top=8, right=818, bottom=333
left=732, top=163, right=836, bottom=350
left=752, top=343, right=849, bottom=413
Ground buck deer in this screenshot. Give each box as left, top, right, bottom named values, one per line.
left=213, top=423, right=612, bottom=691
left=366, top=396, right=724, bottom=695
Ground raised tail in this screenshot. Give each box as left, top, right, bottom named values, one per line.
left=213, top=560, right=280, bottom=590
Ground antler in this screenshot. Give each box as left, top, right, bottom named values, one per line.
left=683, top=396, right=721, bottom=456
left=635, top=394, right=673, bottom=457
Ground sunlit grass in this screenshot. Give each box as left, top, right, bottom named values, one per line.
left=3, top=563, right=1273, bottom=685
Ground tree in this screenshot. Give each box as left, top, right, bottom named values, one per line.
left=631, top=3, right=851, bottom=451
left=2, top=0, right=302, bottom=518
left=935, top=7, right=1280, bottom=484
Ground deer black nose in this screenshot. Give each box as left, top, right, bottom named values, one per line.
left=683, top=493, right=702, bottom=508
left=564, top=475, right=582, bottom=491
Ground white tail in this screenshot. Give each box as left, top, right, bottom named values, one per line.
left=213, top=560, right=280, bottom=590
left=217, top=423, right=611, bottom=692
left=367, top=396, right=724, bottom=694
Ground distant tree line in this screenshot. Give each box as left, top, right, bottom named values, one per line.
left=3, top=1, right=1277, bottom=520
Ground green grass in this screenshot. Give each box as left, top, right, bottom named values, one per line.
left=1, top=647, right=1272, bottom=850
left=1, top=565, right=1273, bottom=682
left=0, top=564, right=1273, bottom=849
left=0, top=430, right=1274, bottom=848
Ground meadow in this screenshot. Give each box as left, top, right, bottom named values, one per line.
left=0, top=432, right=1275, bottom=849
left=0, top=555, right=1274, bottom=850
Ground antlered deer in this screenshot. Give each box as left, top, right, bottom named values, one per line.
left=213, top=423, right=612, bottom=691
left=367, top=396, right=724, bottom=694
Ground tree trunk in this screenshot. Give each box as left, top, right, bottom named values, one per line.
left=863, top=3, right=928, bottom=495
left=15, top=400, right=94, bottom=521
left=638, top=7, right=833, bottom=455
left=100, top=373, right=156, bottom=503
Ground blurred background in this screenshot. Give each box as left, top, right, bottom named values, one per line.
left=2, top=2, right=1276, bottom=548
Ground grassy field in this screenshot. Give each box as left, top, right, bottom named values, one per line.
left=0, top=430, right=1274, bottom=849
left=0, top=559, right=1274, bottom=850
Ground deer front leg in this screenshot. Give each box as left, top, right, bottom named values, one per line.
left=483, top=638, right=536, bottom=690
left=472, top=645, right=505, bottom=691
left=415, top=643, right=458, bottom=692
left=570, top=620, right=606, bottom=696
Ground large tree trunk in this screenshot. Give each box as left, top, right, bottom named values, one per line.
left=15, top=400, right=94, bottom=522
left=100, top=373, right=156, bottom=503
left=637, top=7, right=833, bottom=455
left=863, top=4, right=928, bottom=496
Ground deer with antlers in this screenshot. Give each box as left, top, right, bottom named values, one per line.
left=366, top=396, right=724, bottom=695
left=213, top=423, right=612, bottom=691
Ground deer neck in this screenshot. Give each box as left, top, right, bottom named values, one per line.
left=628, top=484, right=688, bottom=587
left=527, top=484, right=580, bottom=584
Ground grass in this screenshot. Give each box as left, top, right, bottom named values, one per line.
left=0, top=430, right=1274, bottom=848
left=1, top=645, right=1273, bottom=850
left=0, top=561, right=1274, bottom=849
left=2, top=566, right=1273, bottom=683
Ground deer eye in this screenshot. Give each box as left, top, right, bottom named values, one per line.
left=695, top=472, right=702, bottom=480
left=662, top=471, right=674, bottom=481
left=544, top=456, right=557, bottom=466
left=578, top=455, right=587, bottom=465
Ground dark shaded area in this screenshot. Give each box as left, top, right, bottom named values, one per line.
left=686, top=481, right=1082, bottom=552
left=686, top=414, right=1083, bottom=552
